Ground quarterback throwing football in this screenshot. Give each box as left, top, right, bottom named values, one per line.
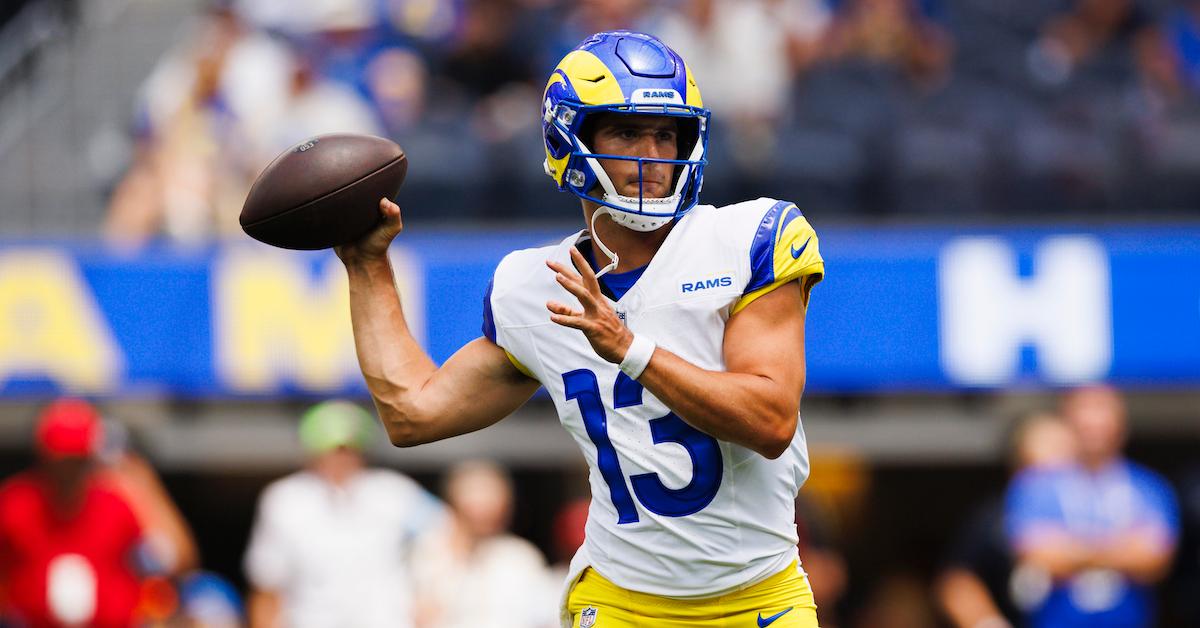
left=338, top=31, right=825, bottom=628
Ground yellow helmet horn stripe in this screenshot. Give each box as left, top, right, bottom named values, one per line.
left=685, top=65, right=703, bottom=108
left=555, top=50, right=626, bottom=105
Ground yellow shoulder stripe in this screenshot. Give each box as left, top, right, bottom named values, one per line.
left=731, top=263, right=825, bottom=315
left=734, top=209, right=825, bottom=316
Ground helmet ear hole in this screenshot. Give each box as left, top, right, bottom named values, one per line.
left=546, top=131, right=569, bottom=160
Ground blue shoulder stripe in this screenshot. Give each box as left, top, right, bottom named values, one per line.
left=482, top=277, right=497, bottom=343
left=746, top=201, right=802, bottom=294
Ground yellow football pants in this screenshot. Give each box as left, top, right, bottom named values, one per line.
left=566, top=561, right=819, bottom=627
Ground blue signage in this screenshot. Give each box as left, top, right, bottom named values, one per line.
left=0, top=225, right=1197, bottom=396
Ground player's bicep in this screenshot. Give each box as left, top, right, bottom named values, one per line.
left=409, top=337, right=540, bottom=443
left=723, top=280, right=806, bottom=396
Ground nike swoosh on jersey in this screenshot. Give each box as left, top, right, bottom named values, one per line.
left=790, top=238, right=811, bottom=259
left=757, top=607, right=794, bottom=627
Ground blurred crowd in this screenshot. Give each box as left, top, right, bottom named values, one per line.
left=2, top=387, right=1199, bottom=627
left=103, top=0, right=1200, bottom=248
left=0, top=398, right=573, bottom=628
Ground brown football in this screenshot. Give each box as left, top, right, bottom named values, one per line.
left=240, top=134, right=407, bottom=250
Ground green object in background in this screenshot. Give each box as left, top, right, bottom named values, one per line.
left=298, top=401, right=374, bottom=453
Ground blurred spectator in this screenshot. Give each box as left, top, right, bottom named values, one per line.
left=177, top=570, right=245, bottom=628
left=437, top=0, right=542, bottom=145
left=249, top=0, right=427, bottom=142
left=246, top=2, right=388, bottom=153
left=380, top=0, right=461, bottom=45
left=1137, top=2, right=1200, bottom=101
left=233, top=0, right=383, bottom=41
left=244, top=400, right=442, bottom=628
left=555, top=0, right=651, bottom=53
left=1027, top=0, right=1153, bottom=88
left=538, top=497, right=589, bottom=628
left=1004, top=386, right=1179, bottom=628
left=412, top=459, right=550, bottom=628
left=546, top=496, right=588, bottom=583
left=105, top=4, right=273, bottom=248
left=263, top=46, right=385, bottom=153
left=851, top=570, right=938, bottom=628
left=794, top=494, right=849, bottom=628
left=936, top=411, right=1078, bottom=628
left=364, top=46, right=429, bottom=136
left=819, top=0, right=953, bottom=88
left=577, top=0, right=646, bottom=31
left=439, top=0, right=531, bottom=101
left=1171, top=464, right=1200, bottom=625
left=0, top=400, right=146, bottom=626
left=656, top=0, right=832, bottom=169
left=106, top=1, right=391, bottom=248
left=103, top=5, right=288, bottom=250
left=99, top=420, right=200, bottom=579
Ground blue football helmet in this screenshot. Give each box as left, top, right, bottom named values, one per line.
left=542, top=31, right=710, bottom=234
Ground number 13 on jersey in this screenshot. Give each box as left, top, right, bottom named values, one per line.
left=562, top=369, right=723, bottom=524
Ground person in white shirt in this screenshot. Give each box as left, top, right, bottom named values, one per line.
left=244, top=400, right=443, bottom=628
left=411, top=460, right=551, bottom=628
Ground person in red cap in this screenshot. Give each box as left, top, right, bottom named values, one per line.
left=0, top=399, right=144, bottom=627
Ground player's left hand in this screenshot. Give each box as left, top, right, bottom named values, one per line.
left=546, top=248, right=634, bottom=364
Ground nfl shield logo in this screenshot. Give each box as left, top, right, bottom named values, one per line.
left=580, top=606, right=598, bottom=627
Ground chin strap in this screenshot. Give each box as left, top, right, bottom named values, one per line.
left=589, top=208, right=619, bottom=279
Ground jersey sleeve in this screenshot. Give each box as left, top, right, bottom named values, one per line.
left=483, top=264, right=536, bottom=379
left=733, top=200, right=825, bottom=315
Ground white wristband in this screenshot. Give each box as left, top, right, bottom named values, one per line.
left=618, top=334, right=656, bottom=379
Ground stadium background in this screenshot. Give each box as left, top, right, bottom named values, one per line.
left=1, top=0, right=1199, bottom=625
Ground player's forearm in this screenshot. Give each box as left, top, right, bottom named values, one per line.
left=344, top=256, right=439, bottom=443
left=637, top=348, right=799, bottom=459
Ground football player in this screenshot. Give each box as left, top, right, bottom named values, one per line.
left=337, top=31, right=825, bottom=627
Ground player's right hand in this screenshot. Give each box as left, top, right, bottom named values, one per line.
left=336, top=197, right=403, bottom=264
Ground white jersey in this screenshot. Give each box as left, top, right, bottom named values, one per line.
left=484, top=198, right=825, bottom=598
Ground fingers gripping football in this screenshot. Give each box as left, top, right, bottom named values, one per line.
left=546, top=248, right=633, bottom=364
left=336, top=198, right=404, bottom=264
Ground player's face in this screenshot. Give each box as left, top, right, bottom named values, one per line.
left=591, top=114, right=679, bottom=199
